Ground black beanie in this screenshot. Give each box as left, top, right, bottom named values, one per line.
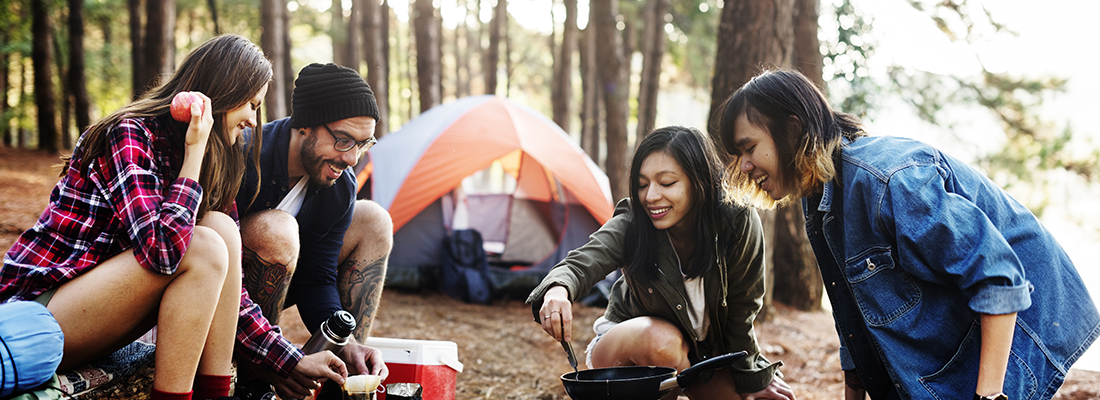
left=289, top=63, right=379, bottom=129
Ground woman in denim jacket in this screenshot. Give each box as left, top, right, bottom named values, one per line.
left=716, top=69, right=1099, bottom=400
left=528, top=126, right=794, bottom=399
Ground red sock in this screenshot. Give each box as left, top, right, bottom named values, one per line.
left=193, top=374, right=233, bottom=400
left=152, top=388, right=192, bottom=400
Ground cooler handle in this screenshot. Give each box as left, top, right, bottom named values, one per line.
left=437, top=352, right=464, bottom=373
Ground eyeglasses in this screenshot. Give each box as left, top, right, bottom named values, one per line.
left=322, top=123, right=377, bottom=155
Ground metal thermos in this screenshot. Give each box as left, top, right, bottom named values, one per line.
left=302, top=310, right=356, bottom=356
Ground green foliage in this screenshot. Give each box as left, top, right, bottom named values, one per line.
left=820, top=0, right=878, bottom=118
left=663, top=0, right=718, bottom=88
left=892, top=0, right=1100, bottom=197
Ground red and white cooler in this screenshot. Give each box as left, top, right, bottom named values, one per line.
left=366, top=337, right=463, bottom=400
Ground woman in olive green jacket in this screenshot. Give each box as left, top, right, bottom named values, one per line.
left=527, top=126, right=794, bottom=399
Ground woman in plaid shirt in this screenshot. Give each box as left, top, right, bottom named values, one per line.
left=1, top=35, right=344, bottom=400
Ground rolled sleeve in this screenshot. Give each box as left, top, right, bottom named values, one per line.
left=969, top=280, right=1032, bottom=315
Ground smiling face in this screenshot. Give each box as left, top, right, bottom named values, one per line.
left=224, top=83, right=268, bottom=145
left=637, top=150, right=695, bottom=233
left=732, top=112, right=788, bottom=201
left=299, top=115, right=377, bottom=187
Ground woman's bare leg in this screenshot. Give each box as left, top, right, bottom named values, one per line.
left=589, top=317, right=745, bottom=400
left=47, top=219, right=231, bottom=393
left=195, top=211, right=242, bottom=376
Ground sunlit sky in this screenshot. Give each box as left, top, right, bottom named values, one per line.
left=292, top=0, right=1100, bottom=371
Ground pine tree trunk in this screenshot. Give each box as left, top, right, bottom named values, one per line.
left=143, top=0, right=175, bottom=92
left=579, top=26, right=601, bottom=167
left=708, top=0, right=795, bottom=321
left=346, top=0, right=361, bottom=70
left=69, top=0, right=91, bottom=135
left=261, top=0, right=288, bottom=120
left=32, top=0, right=59, bottom=152
left=128, top=0, right=144, bottom=98
left=331, top=0, right=347, bottom=67
left=551, top=0, right=577, bottom=133
left=53, top=26, right=71, bottom=149
left=772, top=0, right=825, bottom=312
left=414, top=0, right=440, bottom=113
left=362, top=0, right=389, bottom=137
left=282, top=7, right=293, bottom=114
left=1, top=35, right=8, bottom=146
left=484, top=0, right=505, bottom=95
left=593, top=0, right=629, bottom=201
left=635, top=0, right=666, bottom=145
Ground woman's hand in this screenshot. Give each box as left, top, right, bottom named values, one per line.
left=184, top=92, right=214, bottom=147
left=742, top=375, right=795, bottom=400
left=179, top=92, right=214, bottom=182
left=539, top=285, right=574, bottom=342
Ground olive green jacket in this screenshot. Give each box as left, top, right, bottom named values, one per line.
left=526, top=199, right=781, bottom=392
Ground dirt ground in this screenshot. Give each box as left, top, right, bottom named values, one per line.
left=2, top=145, right=1098, bottom=399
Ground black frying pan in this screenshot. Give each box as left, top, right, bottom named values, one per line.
left=560, top=351, right=748, bottom=400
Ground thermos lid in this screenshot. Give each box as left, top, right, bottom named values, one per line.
left=329, top=310, right=356, bottom=338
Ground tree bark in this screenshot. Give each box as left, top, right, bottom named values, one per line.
left=552, top=0, right=577, bottom=133
left=592, top=0, right=629, bottom=202
left=413, top=0, right=440, bottom=112
left=53, top=24, right=71, bottom=149
left=579, top=25, right=601, bottom=167
left=261, top=0, right=288, bottom=120
left=143, top=0, right=175, bottom=94
left=454, top=0, right=467, bottom=99
left=331, top=0, right=347, bottom=67
left=708, top=0, right=795, bottom=321
left=484, top=0, right=505, bottom=95
left=362, top=0, right=389, bottom=137
left=128, top=0, right=144, bottom=99
left=635, top=0, right=666, bottom=145
left=32, top=0, right=58, bottom=152
left=283, top=5, right=293, bottom=114
left=68, top=0, right=91, bottom=135
left=1, top=32, right=8, bottom=147
left=772, top=0, right=825, bottom=312
left=346, top=0, right=361, bottom=70
left=207, top=0, right=220, bottom=35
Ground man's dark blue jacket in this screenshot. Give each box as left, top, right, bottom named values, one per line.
left=237, top=117, right=357, bottom=332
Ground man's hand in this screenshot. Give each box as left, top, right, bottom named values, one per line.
left=272, top=351, right=348, bottom=399
left=340, top=338, right=390, bottom=379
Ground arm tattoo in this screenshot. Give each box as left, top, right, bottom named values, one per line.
left=338, top=255, right=387, bottom=339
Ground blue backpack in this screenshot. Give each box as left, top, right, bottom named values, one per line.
left=440, top=229, right=493, bottom=304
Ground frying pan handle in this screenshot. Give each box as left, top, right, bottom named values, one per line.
left=658, top=351, right=749, bottom=391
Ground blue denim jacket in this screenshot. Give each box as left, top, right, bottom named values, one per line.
left=803, top=136, right=1099, bottom=400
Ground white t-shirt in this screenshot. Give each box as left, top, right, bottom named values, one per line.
left=275, top=176, right=309, bottom=216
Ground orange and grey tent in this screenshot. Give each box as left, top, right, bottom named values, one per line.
left=368, top=95, right=613, bottom=293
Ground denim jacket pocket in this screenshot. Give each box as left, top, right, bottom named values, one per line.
left=845, top=248, right=920, bottom=326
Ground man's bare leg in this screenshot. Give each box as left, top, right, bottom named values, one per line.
left=239, top=209, right=300, bottom=325
left=336, top=200, right=392, bottom=339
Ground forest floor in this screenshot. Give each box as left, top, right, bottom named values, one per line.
left=2, top=145, right=1098, bottom=399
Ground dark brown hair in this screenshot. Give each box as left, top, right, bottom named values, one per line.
left=625, top=126, right=727, bottom=281
left=716, top=69, right=866, bottom=208
left=66, top=34, right=272, bottom=216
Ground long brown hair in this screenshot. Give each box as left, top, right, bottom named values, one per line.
left=716, top=69, right=866, bottom=208
left=66, top=34, right=272, bottom=216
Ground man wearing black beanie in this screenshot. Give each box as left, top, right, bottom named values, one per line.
left=234, top=63, right=391, bottom=399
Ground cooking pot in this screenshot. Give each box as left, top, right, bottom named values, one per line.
left=560, top=351, right=747, bottom=400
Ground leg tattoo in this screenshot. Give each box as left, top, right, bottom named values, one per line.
left=242, top=248, right=293, bottom=325
left=338, top=256, right=387, bottom=339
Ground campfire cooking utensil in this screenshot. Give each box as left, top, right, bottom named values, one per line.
left=560, top=351, right=747, bottom=400
left=560, top=319, right=579, bottom=373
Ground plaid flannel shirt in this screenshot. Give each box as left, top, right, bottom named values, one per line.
left=1, top=115, right=302, bottom=377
